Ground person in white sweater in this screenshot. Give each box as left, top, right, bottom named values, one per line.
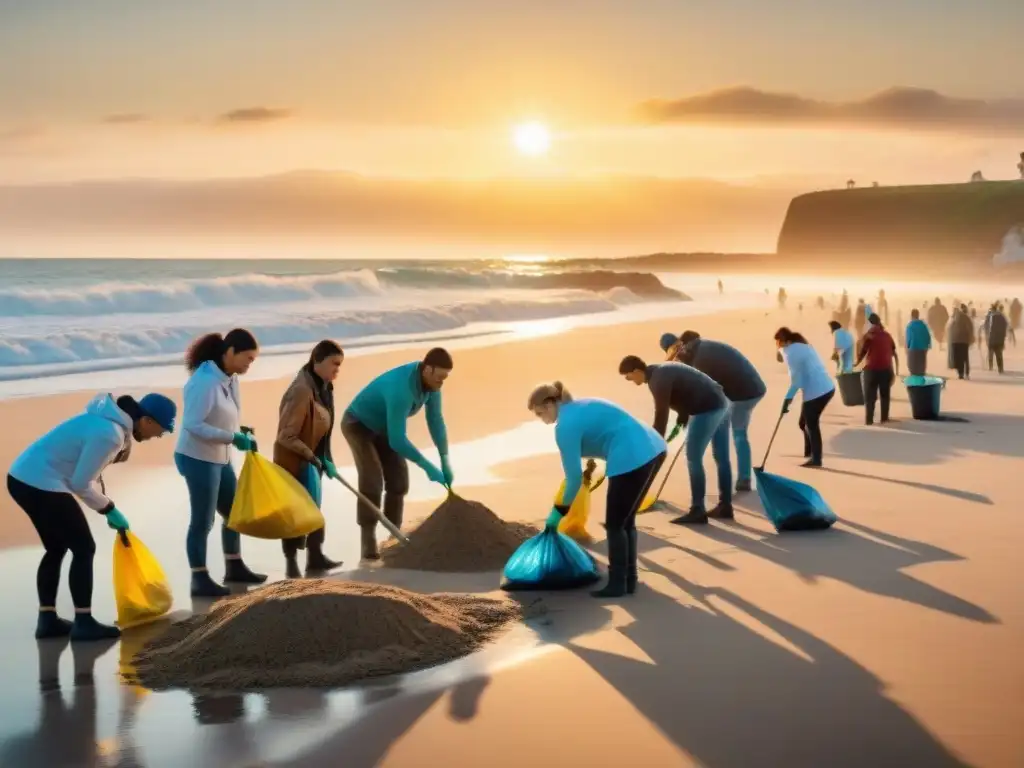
left=175, top=329, right=267, bottom=597
left=775, top=327, right=836, bottom=468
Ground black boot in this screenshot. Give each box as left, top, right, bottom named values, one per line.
left=361, top=526, right=380, bottom=561
left=591, top=529, right=628, bottom=599
left=35, top=612, right=73, bottom=639
left=69, top=614, right=121, bottom=642
left=284, top=555, right=302, bottom=579
left=670, top=507, right=709, bottom=525
left=191, top=569, right=230, bottom=598
left=224, top=558, right=268, bottom=585
left=625, top=529, right=639, bottom=595
left=306, top=548, right=342, bottom=573
left=708, top=501, right=734, bottom=520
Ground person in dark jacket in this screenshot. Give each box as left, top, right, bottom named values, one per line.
left=948, top=305, right=975, bottom=380
left=855, top=314, right=899, bottom=425
left=985, top=304, right=1013, bottom=373
left=619, top=356, right=731, bottom=524
left=274, top=340, right=344, bottom=578
left=927, top=298, right=949, bottom=351
left=660, top=331, right=766, bottom=493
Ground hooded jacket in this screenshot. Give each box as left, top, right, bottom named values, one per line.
left=9, top=394, right=132, bottom=511
left=675, top=338, right=766, bottom=402
left=175, top=360, right=241, bottom=465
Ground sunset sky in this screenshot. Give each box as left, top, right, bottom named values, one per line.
left=1, top=0, right=1022, bottom=185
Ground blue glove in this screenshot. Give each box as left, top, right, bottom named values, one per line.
left=781, top=398, right=793, bottom=415
left=322, top=457, right=340, bottom=480
left=440, top=455, right=454, bottom=487
left=232, top=432, right=256, bottom=452
left=545, top=507, right=564, bottom=530
left=105, top=507, right=130, bottom=531
left=667, top=424, right=682, bottom=443
left=422, top=462, right=446, bottom=486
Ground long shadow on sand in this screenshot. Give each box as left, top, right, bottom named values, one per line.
left=827, top=414, right=1024, bottom=465
left=679, top=510, right=997, bottom=625
left=816, top=466, right=993, bottom=505
left=556, top=541, right=970, bottom=767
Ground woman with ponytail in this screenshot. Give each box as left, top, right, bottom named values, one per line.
left=175, top=329, right=267, bottom=597
left=274, top=339, right=344, bottom=578
left=528, top=381, right=666, bottom=599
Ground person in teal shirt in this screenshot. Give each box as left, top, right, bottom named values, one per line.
left=341, top=347, right=453, bottom=559
left=905, top=308, right=932, bottom=376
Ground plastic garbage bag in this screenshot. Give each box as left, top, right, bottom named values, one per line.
left=754, top=469, right=837, bottom=533
left=228, top=452, right=325, bottom=539
left=555, top=460, right=599, bottom=542
left=501, top=528, right=601, bottom=591
left=113, top=531, right=173, bottom=629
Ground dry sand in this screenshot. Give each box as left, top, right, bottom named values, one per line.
left=3, top=294, right=1024, bottom=765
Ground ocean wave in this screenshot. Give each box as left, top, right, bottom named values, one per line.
left=0, top=289, right=642, bottom=374
left=0, top=267, right=682, bottom=318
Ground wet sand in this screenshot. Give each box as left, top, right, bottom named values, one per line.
left=1, top=301, right=1023, bottom=766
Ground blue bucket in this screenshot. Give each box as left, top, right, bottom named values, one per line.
left=904, top=375, right=944, bottom=420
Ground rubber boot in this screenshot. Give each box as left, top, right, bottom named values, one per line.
left=224, top=558, right=268, bottom=585
left=708, top=501, right=734, bottom=520
left=625, top=529, right=639, bottom=595
left=35, top=612, right=73, bottom=640
left=591, top=529, right=628, bottom=598
left=191, top=569, right=230, bottom=598
left=69, top=614, right=121, bottom=642
left=284, top=554, right=302, bottom=579
left=306, top=547, right=342, bottom=574
left=361, top=526, right=380, bottom=561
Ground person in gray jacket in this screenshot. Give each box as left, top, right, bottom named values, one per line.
left=7, top=392, right=176, bottom=640
left=175, top=329, right=267, bottom=598
left=985, top=303, right=1014, bottom=373
left=660, top=331, right=766, bottom=492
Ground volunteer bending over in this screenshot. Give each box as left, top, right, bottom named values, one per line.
left=775, top=327, right=836, bottom=468
left=7, top=392, right=175, bottom=640
left=620, top=356, right=731, bottom=524
left=176, top=329, right=267, bottom=598
left=274, top=340, right=344, bottom=578
left=342, top=347, right=454, bottom=560
left=530, top=382, right=666, bottom=598
left=661, top=331, right=766, bottom=493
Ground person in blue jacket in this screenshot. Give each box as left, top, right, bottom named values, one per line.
left=7, top=392, right=176, bottom=640
left=905, top=308, right=932, bottom=376
left=529, top=381, right=667, bottom=598
left=341, top=347, right=454, bottom=560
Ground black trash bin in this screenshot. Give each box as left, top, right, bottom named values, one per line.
left=905, top=375, right=944, bottom=420
left=837, top=372, right=865, bottom=407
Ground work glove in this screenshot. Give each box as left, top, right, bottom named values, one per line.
left=440, top=455, right=454, bottom=487
left=232, top=432, right=257, bottom=452
left=322, top=457, right=340, bottom=481
left=422, top=462, right=446, bottom=486
left=545, top=507, right=565, bottom=530
left=667, top=424, right=683, bottom=443
left=781, top=398, right=793, bottom=415
left=105, top=507, right=130, bottom=531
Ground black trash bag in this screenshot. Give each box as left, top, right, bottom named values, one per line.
left=500, top=528, right=601, bottom=591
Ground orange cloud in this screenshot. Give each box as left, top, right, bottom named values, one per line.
left=102, top=113, right=149, bottom=125
left=638, top=86, right=1024, bottom=131
left=218, top=107, right=293, bottom=124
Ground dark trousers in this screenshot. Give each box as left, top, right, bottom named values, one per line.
left=7, top=475, right=96, bottom=609
left=906, top=349, right=927, bottom=376
left=951, top=343, right=970, bottom=378
left=862, top=368, right=894, bottom=424
left=340, top=414, right=409, bottom=531
left=988, top=345, right=1004, bottom=373
left=798, top=389, right=834, bottom=463
left=606, top=452, right=666, bottom=532
left=283, top=462, right=326, bottom=557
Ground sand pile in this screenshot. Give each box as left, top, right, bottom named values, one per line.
left=131, top=580, right=520, bottom=690
left=381, top=494, right=539, bottom=572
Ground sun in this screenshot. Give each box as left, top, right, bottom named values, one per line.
left=512, top=121, right=551, bottom=156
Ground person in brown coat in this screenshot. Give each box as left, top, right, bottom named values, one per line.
left=274, top=340, right=344, bottom=578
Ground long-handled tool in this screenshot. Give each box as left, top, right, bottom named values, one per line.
left=330, top=474, right=411, bottom=545
left=637, top=431, right=688, bottom=513
left=757, top=410, right=786, bottom=472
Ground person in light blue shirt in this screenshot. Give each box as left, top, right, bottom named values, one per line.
left=342, top=348, right=453, bottom=560
left=529, top=382, right=666, bottom=599
left=905, top=308, right=932, bottom=375
left=828, top=321, right=855, bottom=373
left=775, top=327, right=836, bottom=468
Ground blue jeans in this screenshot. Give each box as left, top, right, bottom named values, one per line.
left=685, top=406, right=732, bottom=510
left=729, top=395, right=763, bottom=483
left=174, top=453, right=241, bottom=569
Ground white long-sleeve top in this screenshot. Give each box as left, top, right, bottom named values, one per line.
left=783, top=342, right=836, bottom=402
left=174, top=360, right=240, bottom=465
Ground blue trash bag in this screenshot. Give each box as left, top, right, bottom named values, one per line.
left=754, top=469, right=837, bottom=532
left=500, top=528, right=601, bottom=591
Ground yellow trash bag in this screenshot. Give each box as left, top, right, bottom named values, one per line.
left=556, top=460, right=601, bottom=543
left=228, top=451, right=325, bottom=539
left=113, top=531, right=173, bottom=630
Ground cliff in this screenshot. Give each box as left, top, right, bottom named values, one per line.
left=776, top=181, right=1024, bottom=266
